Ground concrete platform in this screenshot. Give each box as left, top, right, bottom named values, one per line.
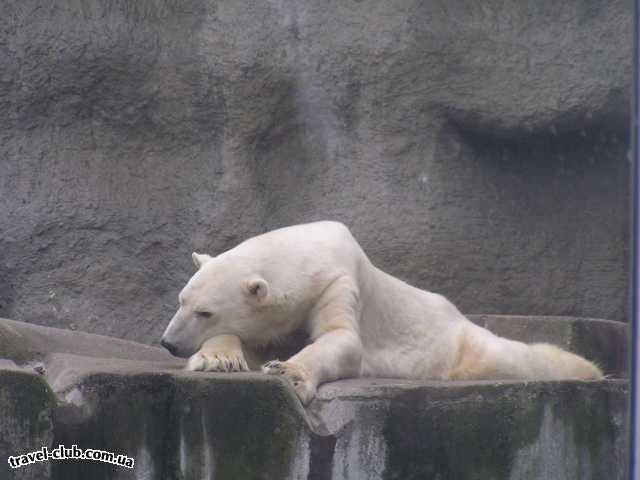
left=0, top=317, right=629, bottom=480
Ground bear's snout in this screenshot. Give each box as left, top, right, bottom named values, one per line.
left=160, top=337, right=181, bottom=357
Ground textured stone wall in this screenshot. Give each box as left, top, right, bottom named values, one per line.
left=0, top=0, right=631, bottom=343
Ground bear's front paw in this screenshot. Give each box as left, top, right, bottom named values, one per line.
left=186, top=351, right=249, bottom=373
left=262, top=360, right=316, bottom=405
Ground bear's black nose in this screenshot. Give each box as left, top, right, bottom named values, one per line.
left=160, top=338, right=179, bottom=356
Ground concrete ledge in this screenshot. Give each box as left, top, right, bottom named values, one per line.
left=0, top=317, right=177, bottom=365
left=49, top=373, right=630, bottom=480
left=0, top=314, right=627, bottom=377
left=0, top=317, right=629, bottom=479
left=310, top=378, right=628, bottom=480
left=0, top=370, right=629, bottom=480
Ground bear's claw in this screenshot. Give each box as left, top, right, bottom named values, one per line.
left=263, top=360, right=287, bottom=373
left=262, top=360, right=316, bottom=405
left=186, top=351, right=249, bottom=372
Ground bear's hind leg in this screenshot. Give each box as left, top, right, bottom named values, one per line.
left=448, top=323, right=604, bottom=381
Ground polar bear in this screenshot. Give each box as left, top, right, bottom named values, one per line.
left=160, top=221, right=602, bottom=405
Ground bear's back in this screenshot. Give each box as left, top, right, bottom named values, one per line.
left=228, top=221, right=366, bottom=294
left=234, top=221, right=359, bottom=263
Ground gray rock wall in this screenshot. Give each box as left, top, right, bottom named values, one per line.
left=0, top=0, right=631, bottom=343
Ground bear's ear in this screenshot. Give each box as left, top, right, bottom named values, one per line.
left=244, top=276, right=269, bottom=302
left=192, top=252, right=213, bottom=269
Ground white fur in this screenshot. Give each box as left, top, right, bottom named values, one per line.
left=161, top=221, right=602, bottom=405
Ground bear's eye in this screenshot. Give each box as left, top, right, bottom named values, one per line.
left=195, top=311, right=213, bottom=319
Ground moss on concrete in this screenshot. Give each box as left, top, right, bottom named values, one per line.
left=555, top=381, right=628, bottom=479
left=166, top=375, right=307, bottom=480
left=0, top=369, right=55, bottom=425
left=51, top=370, right=308, bottom=480
left=382, top=381, right=627, bottom=480
left=0, top=370, right=56, bottom=480
left=382, top=384, right=543, bottom=480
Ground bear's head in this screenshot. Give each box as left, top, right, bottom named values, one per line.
left=160, top=251, right=273, bottom=358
